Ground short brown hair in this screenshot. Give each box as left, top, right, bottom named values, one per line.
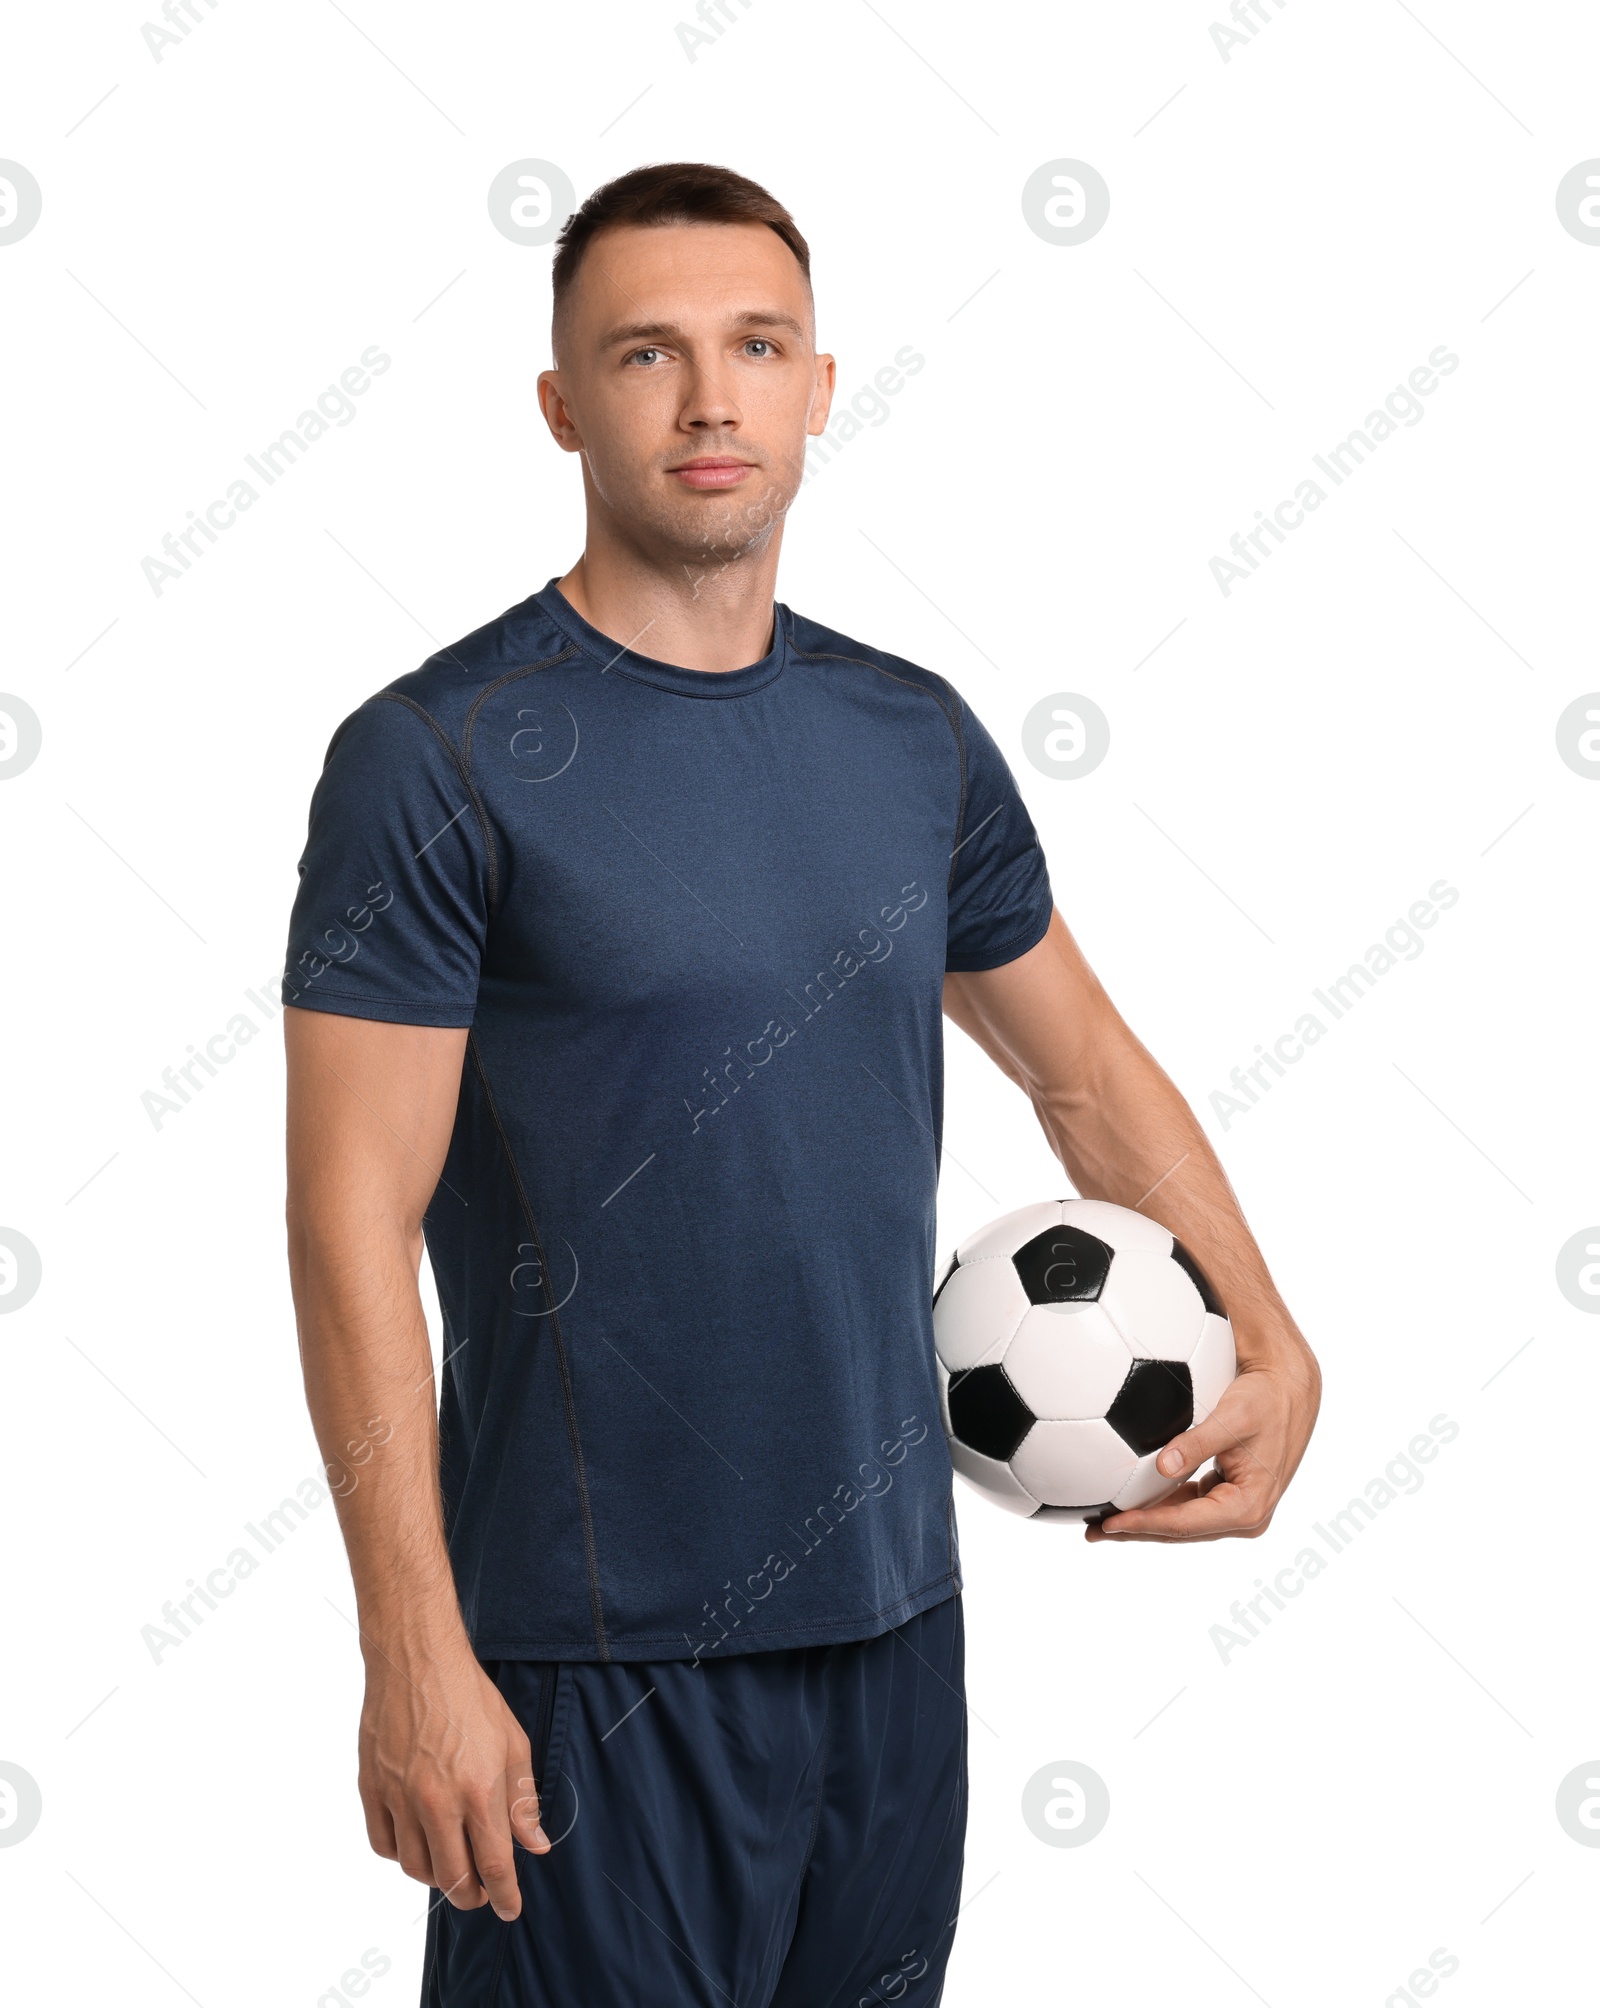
left=551, top=162, right=811, bottom=357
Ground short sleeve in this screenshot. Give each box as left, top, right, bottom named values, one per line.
left=281, top=695, right=489, bottom=1026
left=944, top=692, right=1054, bottom=972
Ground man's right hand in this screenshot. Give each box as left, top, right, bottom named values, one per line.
left=357, top=1643, right=551, bottom=1922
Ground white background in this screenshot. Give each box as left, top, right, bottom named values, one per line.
left=3, top=1, right=1598, bottom=2002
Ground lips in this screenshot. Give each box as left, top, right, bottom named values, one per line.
left=669, top=458, right=755, bottom=490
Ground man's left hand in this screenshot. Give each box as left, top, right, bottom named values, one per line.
left=1085, top=1335, right=1321, bottom=1544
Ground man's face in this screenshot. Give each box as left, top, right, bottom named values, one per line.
left=539, top=221, right=834, bottom=571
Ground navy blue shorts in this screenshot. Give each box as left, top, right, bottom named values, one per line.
left=422, top=1592, right=968, bottom=2008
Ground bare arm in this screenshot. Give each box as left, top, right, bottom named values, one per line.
left=285, top=1007, right=549, bottom=1919
left=943, top=907, right=1321, bottom=1542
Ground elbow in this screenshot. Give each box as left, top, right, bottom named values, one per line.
left=285, top=1192, right=425, bottom=1285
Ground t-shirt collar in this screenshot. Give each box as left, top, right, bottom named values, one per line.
left=533, top=578, right=788, bottom=699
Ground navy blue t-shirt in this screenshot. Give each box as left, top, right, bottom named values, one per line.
left=284, top=580, right=1053, bottom=1662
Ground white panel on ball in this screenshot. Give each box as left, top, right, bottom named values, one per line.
left=1058, top=1197, right=1173, bottom=1254
left=1189, top=1312, right=1238, bottom=1416
left=949, top=1436, right=1039, bottom=1515
left=1002, top=1302, right=1131, bottom=1421
left=1113, top=1450, right=1184, bottom=1511
left=931, top=1258, right=1031, bottom=1373
left=1011, top=1417, right=1138, bottom=1509
left=1097, top=1249, right=1207, bottom=1361
left=955, top=1200, right=1063, bottom=1265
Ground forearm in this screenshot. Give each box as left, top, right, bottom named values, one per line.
left=947, top=916, right=1319, bottom=1538
left=288, top=1211, right=468, bottom=1665
left=1030, top=1029, right=1309, bottom=1366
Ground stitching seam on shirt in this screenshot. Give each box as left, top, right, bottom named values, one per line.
left=787, top=645, right=967, bottom=890
left=282, top=984, right=471, bottom=1009
left=471, top=1572, right=961, bottom=1654
left=555, top=605, right=787, bottom=699
left=460, top=645, right=583, bottom=797
left=942, top=674, right=970, bottom=894
left=946, top=901, right=1052, bottom=969
left=467, top=1032, right=611, bottom=1662
left=373, top=691, right=503, bottom=916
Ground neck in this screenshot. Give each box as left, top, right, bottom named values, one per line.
left=555, top=532, right=781, bottom=674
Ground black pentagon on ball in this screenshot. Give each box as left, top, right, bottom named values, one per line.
left=1105, top=1358, right=1194, bottom=1457
left=947, top=1364, right=1034, bottom=1461
left=1012, top=1225, right=1113, bottom=1306
left=1170, top=1239, right=1225, bottom=1316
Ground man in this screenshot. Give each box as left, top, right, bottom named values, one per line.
left=283, top=162, right=1320, bottom=2008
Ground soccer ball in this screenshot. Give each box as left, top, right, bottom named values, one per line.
left=933, top=1198, right=1236, bottom=1521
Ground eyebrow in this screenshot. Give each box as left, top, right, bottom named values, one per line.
left=599, top=308, right=810, bottom=351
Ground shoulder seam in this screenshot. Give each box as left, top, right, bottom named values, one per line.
left=788, top=643, right=967, bottom=891
left=372, top=691, right=503, bottom=916
left=461, top=645, right=585, bottom=781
